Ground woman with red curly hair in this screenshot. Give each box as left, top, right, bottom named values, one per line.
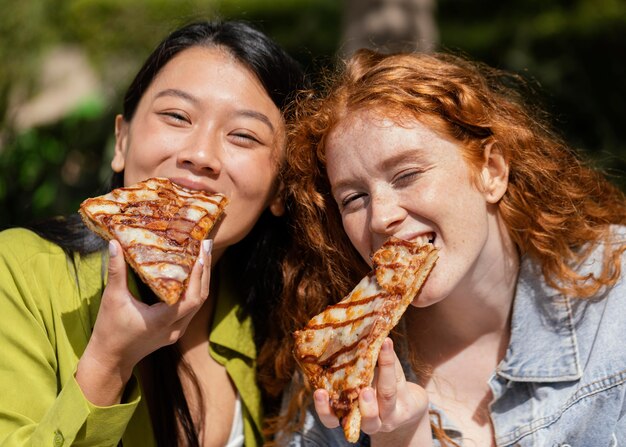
left=262, top=49, right=626, bottom=446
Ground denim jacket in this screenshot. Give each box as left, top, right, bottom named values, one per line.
left=286, top=227, right=626, bottom=446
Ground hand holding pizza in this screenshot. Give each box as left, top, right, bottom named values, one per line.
left=313, top=338, right=433, bottom=446
left=75, top=238, right=212, bottom=407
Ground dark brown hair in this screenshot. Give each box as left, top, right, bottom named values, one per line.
left=27, top=19, right=306, bottom=447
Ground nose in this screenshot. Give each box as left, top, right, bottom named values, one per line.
left=176, top=133, right=222, bottom=175
left=368, top=191, right=407, bottom=235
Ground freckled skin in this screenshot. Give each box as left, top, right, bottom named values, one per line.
left=326, top=109, right=507, bottom=309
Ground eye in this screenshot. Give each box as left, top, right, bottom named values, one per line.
left=158, top=111, right=190, bottom=126
left=340, top=192, right=367, bottom=211
left=393, top=169, right=421, bottom=187
left=229, top=131, right=262, bottom=148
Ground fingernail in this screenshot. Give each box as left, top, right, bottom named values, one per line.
left=199, top=249, right=205, bottom=266
left=314, top=390, right=326, bottom=403
left=109, top=240, right=118, bottom=257
left=362, top=389, right=374, bottom=402
left=202, top=239, right=213, bottom=255
left=382, top=339, right=392, bottom=351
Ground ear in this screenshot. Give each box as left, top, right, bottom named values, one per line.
left=268, top=181, right=286, bottom=217
left=480, top=141, right=509, bottom=204
left=111, top=114, right=129, bottom=173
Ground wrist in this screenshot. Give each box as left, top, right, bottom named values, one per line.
left=75, top=345, right=134, bottom=406
left=371, top=416, right=433, bottom=447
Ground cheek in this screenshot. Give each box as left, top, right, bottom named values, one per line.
left=123, top=152, right=163, bottom=185
left=341, top=214, right=370, bottom=260
left=229, top=154, right=279, bottom=200
left=340, top=213, right=359, bottom=240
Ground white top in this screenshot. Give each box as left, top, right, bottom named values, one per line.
left=225, top=393, right=244, bottom=447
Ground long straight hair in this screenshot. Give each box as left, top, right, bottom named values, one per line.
left=27, top=20, right=306, bottom=446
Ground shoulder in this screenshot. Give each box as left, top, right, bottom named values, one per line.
left=569, top=227, right=626, bottom=372
left=0, top=227, right=67, bottom=271
left=0, top=227, right=103, bottom=315
left=572, top=224, right=626, bottom=323
left=0, top=227, right=69, bottom=302
left=0, top=226, right=60, bottom=249
left=576, top=224, right=626, bottom=276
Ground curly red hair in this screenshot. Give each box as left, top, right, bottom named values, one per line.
left=258, top=49, right=626, bottom=444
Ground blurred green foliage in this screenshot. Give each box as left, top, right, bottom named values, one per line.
left=0, top=0, right=340, bottom=229
left=438, top=0, right=626, bottom=188
left=0, top=0, right=624, bottom=229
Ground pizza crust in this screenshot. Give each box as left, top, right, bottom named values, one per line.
left=79, top=177, right=229, bottom=304
left=293, top=237, right=438, bottom=442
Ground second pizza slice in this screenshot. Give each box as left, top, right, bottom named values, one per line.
left=293, top=236, right=438, bottom=442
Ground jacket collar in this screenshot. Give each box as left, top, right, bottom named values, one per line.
left=496, top=256, right=582, bottom=382
left=208, top=261, right=257, bottom=360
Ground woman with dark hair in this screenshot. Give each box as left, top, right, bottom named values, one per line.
left=272, top=49, right=626, bottom=446
left=0, top=20, right=306, bottom=447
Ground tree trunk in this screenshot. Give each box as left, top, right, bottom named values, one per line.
left=340, top=0, right=439, bottom=59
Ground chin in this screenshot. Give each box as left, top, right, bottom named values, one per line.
left=409, top=282, right=441, bottom=308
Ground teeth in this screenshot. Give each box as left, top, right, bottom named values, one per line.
left=413, top=233, right=435, bottom=246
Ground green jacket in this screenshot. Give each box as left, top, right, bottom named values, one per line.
left=0, top=228, right=263, bottom=446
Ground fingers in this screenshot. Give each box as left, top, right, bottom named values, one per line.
left=311, top=339, right=403, bottom=436
left=314, top=339, right=426, bottom=440
left=106, top=240, right=128, bottom=293
left=313, top=389, right=340, bottom=429
left=360, top=338, right=402, bottom=434
left=359, top=387, right=382, bottom=434
left=182, top=239, right=212, bottom=301
left=199, top=239, right=213, bottom=299
left=375, top=338, right=401, bottom=420
left=92, top=239, right=215, bottom=366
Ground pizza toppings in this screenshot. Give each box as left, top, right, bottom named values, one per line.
left=79, top=177, right=229, bottom=305
left=293, top=237, right=438, bottom=442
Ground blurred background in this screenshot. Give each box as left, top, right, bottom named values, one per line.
left=1, top=0, right=625, bottom=229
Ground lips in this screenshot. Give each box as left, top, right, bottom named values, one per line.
left=168, top=177, right=217, bottom=194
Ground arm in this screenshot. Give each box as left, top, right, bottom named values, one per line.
left=313, top=338, right=433, bottom=447
left=0, top=234, right=211, bottom=445
left=0, top=235, right=137, bottom=445
left=75, top=240, right=212, bottom=406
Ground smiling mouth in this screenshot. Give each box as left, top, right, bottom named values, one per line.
left=169, top=177, right=218, bottom=195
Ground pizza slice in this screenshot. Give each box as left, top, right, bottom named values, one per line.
left=293, top=236, right=438, bottom=442
left=79, top=177, right=229, bottom=305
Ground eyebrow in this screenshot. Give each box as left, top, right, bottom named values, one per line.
left=330, top=148, right=426, bottom=195
left=378, top=149, right=426, bottom=171
left=155, top=88, right=199, bottom=104
left=154, top=89, right=275, bottom=132
left=235, top=109, right=275, bottom=133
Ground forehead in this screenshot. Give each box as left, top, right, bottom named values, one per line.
left=328, top=105, right=458, bottom=146
left=147, top=46, right=282, bottom=120
left=327, top=107, right=415, bottom=146
left=325, top=107, right=467, bottom=173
